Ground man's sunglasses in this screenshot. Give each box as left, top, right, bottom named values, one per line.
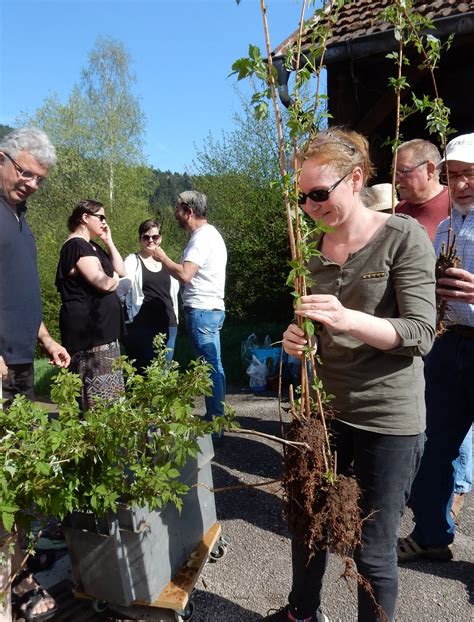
left=3, top=152, right=47, bottom=186
left=298, top=172, right=351, bottom=205
left=89, top=213, right=107, bottom=223
left=141, top=234, right=161, bottom=242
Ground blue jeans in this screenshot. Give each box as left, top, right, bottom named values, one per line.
left=184, top=307, right=226, bottom=419
left=454, top=427, right=472, bottom=494
left=166, top=325, right=178, bottom=363
left=410, top=331, right=474, bottom=547
left=289, top=421, right=424, bottom=622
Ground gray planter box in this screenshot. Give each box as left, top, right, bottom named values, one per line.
left=64, top=435, right=216, bottom=607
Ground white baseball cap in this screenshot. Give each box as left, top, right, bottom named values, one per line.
left=439, top=133, right=474, bottom=166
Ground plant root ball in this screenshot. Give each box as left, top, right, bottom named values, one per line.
left=284, top=417, right=363, bottom=556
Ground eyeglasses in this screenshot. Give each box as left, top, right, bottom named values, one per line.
left=298, top=172, right=351, bottom=205
left=89, top=213, right=107, bottom=223
left=141, top=234, right=161, bottom=242
left=394, top=160, right=428, bottom=177
left=2, top=152, right=47, bottom=186
left=440, top=170, right=474, bottom=185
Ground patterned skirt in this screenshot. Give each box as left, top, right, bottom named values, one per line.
left=69, top=340, right=125, bottom=411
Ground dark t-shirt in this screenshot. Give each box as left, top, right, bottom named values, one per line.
left=0, top=197, right=42, bottom=364
left=133, top=256, right=177, bottom=332
left=56, top=238, right=123, bottom=354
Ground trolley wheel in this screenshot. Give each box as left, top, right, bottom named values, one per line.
left=209, top=541, right=227, bottom=562
left=175, top=599, right=194, bottom=621
left=91, top=599, right=109, bottom=613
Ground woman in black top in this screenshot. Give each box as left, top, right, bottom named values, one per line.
left=118, top=219, right=179, bottom=371
left=56, top=199, right=126, bottom=410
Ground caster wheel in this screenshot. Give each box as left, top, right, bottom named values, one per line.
left=175, top=599, right=194, bottom=621
left=209, top=542, right=227, bottom=562
left=92, top=599, right=108, bottom=613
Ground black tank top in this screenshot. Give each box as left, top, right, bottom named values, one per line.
left=134, top=256, right=177, bottom=329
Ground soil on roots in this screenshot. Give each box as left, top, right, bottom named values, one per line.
left=284, top=417, right=363, bottom=556
left=435, top=245, right=462, bottom=333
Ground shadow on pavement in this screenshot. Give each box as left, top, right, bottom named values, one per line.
left=213, top=427, right=283, bottom=479
left=192, top=588, right=265, bottom=621
left=399, top=559, right=474, bottom=604
left=211, top=462, right=288, bottom=537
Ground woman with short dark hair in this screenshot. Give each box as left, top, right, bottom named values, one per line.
left=56, top=199, right=126, bottom=410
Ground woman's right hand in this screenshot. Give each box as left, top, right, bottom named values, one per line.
left=98, top=223, right=113, bottom=247
left=283, top=324, right=312, bottom=357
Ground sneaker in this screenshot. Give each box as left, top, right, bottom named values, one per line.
left=263, top=605, right=329, bottom=622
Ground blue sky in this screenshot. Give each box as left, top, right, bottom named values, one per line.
left=0, top=0, right=309, bottom=173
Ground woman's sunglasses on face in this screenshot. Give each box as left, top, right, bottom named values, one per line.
left=89, top=213, right=107, bottom=223
left=141, top=234, right=161, bottom=242
left=298, top=172, right=351, bottom=205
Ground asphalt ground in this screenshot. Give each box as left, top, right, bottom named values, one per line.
left=191, top=389, right=473, bottom=622
left=32, top=390, right=473, bottom=621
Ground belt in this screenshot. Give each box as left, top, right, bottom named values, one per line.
left=447, top=324, right=474, bottom=339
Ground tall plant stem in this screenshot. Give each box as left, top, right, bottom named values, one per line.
left=391, top=37, right=404, bottom=212
left=395, top=0, right=453, bottom=244
left=260, top=0, right=295, bottom=261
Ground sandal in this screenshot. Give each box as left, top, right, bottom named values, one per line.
left=450, top=493, right=466, bottom=524
left=26, top=549, right=56, bottom=573
left=12, top=570, right=58, bottom=622
left=397, top=535, right=453, bottom=562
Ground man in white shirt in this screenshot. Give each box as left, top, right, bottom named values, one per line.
left=154, top=191, right=227, bottom=433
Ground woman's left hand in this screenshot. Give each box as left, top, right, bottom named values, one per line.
left=295, top=294, right=351, bottom=332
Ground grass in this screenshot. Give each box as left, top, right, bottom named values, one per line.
left=34, top=358, right=61, bottom=398
left=34, top=320, right=288, bottom=398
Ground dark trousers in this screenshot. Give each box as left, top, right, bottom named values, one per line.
left=288, top=421, right=424, bottom=622
left=410, top=331, right=474, bottom=546
left=122, top=321, right=170, bottom=372
left=1, top=362, right=35, bottom=408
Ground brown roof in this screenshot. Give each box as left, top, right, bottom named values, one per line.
left=273, top=0, right=474, bottom=56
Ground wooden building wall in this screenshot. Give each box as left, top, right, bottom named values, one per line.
left=326, top=32, right=474, bottom=182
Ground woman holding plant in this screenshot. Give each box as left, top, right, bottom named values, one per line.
left=56, top=199, right=126, bottom=410
left=274, top=129, right=436, bottom=622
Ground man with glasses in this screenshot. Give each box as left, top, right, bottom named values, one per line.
left=395, top=138, right=448, bottom=241
left=398, top=133, right=474, bottom=562
left=154, top=191, right=227, bottom=443
left=0, top=127, right=70, bottom=407
left=0, top=126, right=72, bottom=622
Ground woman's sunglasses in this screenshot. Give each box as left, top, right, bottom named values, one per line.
left=89, top=213, right=107, bottom=223
left=298, top=172, right=351, bottom=205
left=141, top=234, right=161, bottom=242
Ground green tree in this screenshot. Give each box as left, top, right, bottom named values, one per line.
left=21, top=39, right=156, bottom=338
left=0, top=123, right=14, bottom=140
left=192, top=105, right=291, bottom=321
left=80, top=37, right=146, bottom=208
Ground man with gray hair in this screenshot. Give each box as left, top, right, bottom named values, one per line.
left=395, top=138, right=448, bottom=241
left=154, top=191, right=227, bottom=440
left=0, top=127, right=70, bottom=405
left=398, top=133, right=474, bottom=562
left=0, top=126, right=70, bottom=622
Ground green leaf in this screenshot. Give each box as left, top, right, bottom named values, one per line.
left=1, top=512, right=14, bottom=533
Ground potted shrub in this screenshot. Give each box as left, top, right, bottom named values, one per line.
left=0, top=337, right=235, bottom=608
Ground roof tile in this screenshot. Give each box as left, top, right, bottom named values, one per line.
left=275, top=0, right=474, bottom=53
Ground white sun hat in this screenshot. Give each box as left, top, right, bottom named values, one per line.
left=439, top=133, right=474, bottom=166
